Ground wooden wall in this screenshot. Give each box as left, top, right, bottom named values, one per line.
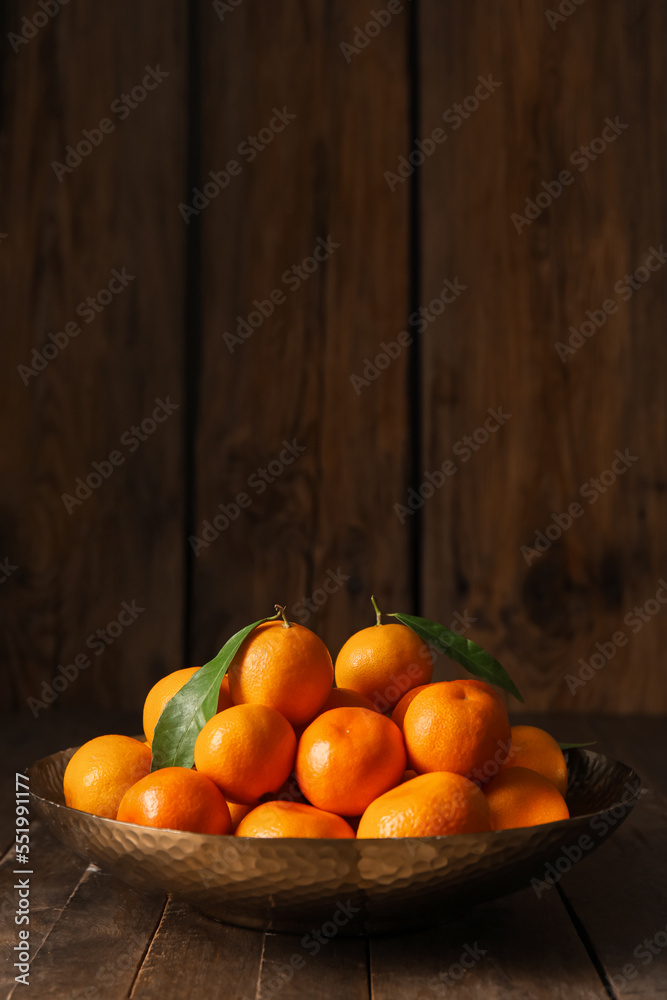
left=1, top=0, right=665, bottom=716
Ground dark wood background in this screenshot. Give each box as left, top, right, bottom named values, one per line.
left=1, top=0, right=665, bottom=718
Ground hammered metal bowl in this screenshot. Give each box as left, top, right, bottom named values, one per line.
left=28, top=746, right=640, bottom=934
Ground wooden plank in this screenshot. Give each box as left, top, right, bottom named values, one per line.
left=370, top=889, right=605, bottom=999
left=0, top=714, right=150, bottom=994
left=588, top=715, right=667, bottom=796
left=0, top=823, right=90, bottom=996
left=192, top=0, right=412, bottom=661
left=131, top=898, right=265, bottom=1000
left=0, top=0, right=187, bottom=713
left=544, top=717, right=667, bottom=999
left=556, top=792, right=667, bottom=998
left=257, top=928, right=368, bottom=1000
left=9, top=868, right=165, bottom=999
left=419, top=0, right=667, bottom=711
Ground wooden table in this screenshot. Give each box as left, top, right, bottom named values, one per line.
left=1, top=712, right=666, bottom=999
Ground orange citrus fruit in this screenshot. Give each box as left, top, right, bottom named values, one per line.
left=319, top=687, right=380, bottom=713
left=235, top=800, right=355, bottom=839
left=358, top=771, right=492, bottom=838
left=228, top=620, right=333, bottom=727
left=218, top=674, right=233, bottom=710
left=116, top=766, right=231, bottom=833
left=296, top=707, right=406, bottom=816
left=403, top=679, right=511, bottom=782
left=483, top=766, right=570, bottom=830
left=63, top=735, right=152, bottom=819
left=503, top=725, right=568, bottom=797
left=225, top=800, right=254, bottom=831
left=143, top=668, right=232, bottom=746
left=461, top=678, right=505, bottom=705
left=194, top=703, right=296, bottom=805
left=334, top=622, right=433, bottom=711
left=391, top=684, right=429, bottom=732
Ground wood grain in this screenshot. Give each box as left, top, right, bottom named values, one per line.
left=554, top=718, right=667, bottom=998
left=589, top=715, right=667, bottom=794
left=419, top=0, right=667, bottom=712
left=0, top=713, right=664, bottom=998
left=370, top=889, right=606, bottom=999
left=131, top=897, right=264, bottom=1000
left=12, top=868, right=165, bottom=1000
left=0, top=0, right=187, bottom=713
left=191, top=0, right=412, bottom=664
left=257, top=929, right=368, bottom=1000
left=0, top=823, right=90, bottom=996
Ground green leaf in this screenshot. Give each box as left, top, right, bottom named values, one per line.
left=558, top=741, right=597, bottom=750
left=389, top=612, right=524, bottom=703
left=150, top=616, right=275, bottom=771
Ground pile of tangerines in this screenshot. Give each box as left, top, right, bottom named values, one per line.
left=63, top=609, right=570, bottom=839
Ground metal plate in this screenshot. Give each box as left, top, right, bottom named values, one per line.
left=27, top=746, right=641, bottom=934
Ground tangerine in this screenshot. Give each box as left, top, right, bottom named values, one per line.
left=228, top=620, right=333, bottom=727
left=235, top=800, right=355, bottom=839
left=116, top=766, right=231, bottom=833
left=391, top=684, right=429, bottom=732
left=143, top=668, right=232, bottom=746
left=503, top=725, right=568, bottom=797
left=296, top=707, right=406, bottom=816
left=226, top=800, right=254, bottom=831
left=403, top=679, right=511, bottom=782
left=319, top=687, right=380, bottom=713
left=63, top=735, right=152, bottom=819
left=358, top=771, right=492, bottom=838
left=484, top=766, right=570, bottom=830
left=334, top=622, right=432, bottom=711
left=194, top=703, right=296, bottom=805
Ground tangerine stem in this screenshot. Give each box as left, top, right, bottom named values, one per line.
left=275, top=604, right=292, bottom=628
left=371, top=594, right=382, bottom=626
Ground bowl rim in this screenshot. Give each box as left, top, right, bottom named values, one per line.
left=26, top=745, right=642, bottom=845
